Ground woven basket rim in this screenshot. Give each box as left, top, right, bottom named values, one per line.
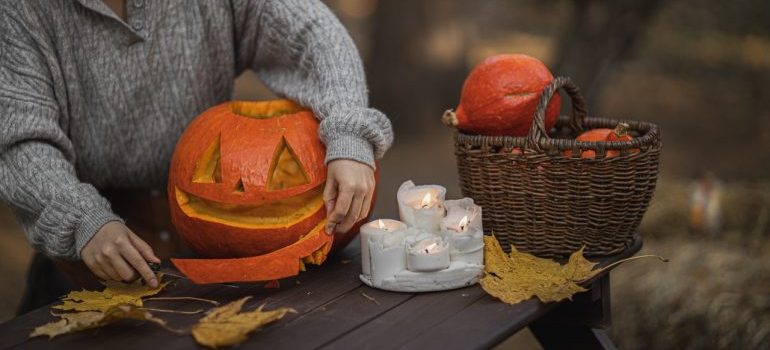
left=455, top=116, right=660, bottom=152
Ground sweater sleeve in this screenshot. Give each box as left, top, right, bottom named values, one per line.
left=231, top=0, right=393, bottom=168
left=0, top=6, right=122, bottom=259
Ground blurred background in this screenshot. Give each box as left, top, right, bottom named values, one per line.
left=1, top=0, right=769, bottom=348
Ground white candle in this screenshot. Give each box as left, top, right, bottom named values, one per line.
left=397, top=180, right=446, bottom=233
left=406, top=237, right=450, bottom=272
left=360, top=219, right=407, bottom=276
left=370, top=241, right=407, bottom=285
left=441, top=198, right=484, bottom=265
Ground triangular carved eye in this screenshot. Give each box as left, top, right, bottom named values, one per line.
left=267, top=137, right=309, bottom=190
left=233, top=178, right=245, bottom=194
left=192, top=135, right=222, bottom=183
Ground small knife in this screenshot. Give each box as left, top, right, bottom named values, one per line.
left=148, top=262, right=240, bottom=288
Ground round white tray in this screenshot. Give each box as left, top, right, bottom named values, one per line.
left=359, top=261, right=483, bottom=292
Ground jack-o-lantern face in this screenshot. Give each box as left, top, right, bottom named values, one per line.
left=168, top=100, right=337, bottom=283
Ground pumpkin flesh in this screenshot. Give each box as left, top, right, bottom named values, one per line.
left=171, top=220, right=333, bottom=284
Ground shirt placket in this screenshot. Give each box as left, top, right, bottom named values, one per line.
left=126, top=0, right=149, bottom=40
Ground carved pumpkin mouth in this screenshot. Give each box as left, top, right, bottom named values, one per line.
left=174, top=185, right=325, bottom=229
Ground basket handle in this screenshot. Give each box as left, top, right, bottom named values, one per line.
left=526, top=76, right=589, bottom=151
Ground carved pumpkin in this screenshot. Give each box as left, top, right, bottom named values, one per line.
left=167, top=100, right=369, bottom=284
left=443, top=54, right=561, bottom=136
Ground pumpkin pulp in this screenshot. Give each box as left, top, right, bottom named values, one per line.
left=175, top=186, right=324, bottom=229
left=172, top=219, right=334, bottom=284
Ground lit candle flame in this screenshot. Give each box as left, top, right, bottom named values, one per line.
left=420, top=192, right=433, bottom=208
left=377, top=219, right=385, bottom=229
left=459, top=215, right=469, bottom=231
left=423, top=242, right=438, bottom=254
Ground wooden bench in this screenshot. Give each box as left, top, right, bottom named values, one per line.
left=0, top=236, right=641, bottom=350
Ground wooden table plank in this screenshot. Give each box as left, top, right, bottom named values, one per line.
left=1, top=273, right=229, bottom=350
left=401, top=295, right=549, bottom=350
left=397, top=236, right=643, bottom=350
left=2, top=235, right=643, bottom=350
left=5, top=246, right=365, bottom=350
left=321, top=285, right=488, bottom=350
left=250, top=285, right=414, bottom=349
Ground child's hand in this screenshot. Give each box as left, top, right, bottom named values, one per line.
left=323, top=159, right=375, bottom=235
left=81, top=221, right=161, bottom=287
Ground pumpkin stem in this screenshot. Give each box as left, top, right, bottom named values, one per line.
left=613, top=122, right=630, bottom=137
left=442, top=109, right=459, bottom=127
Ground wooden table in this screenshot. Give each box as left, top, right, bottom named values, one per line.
left=0, top=236, right=641, bottom=350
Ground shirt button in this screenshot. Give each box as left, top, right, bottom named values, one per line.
left=134, top=0, right=144, bottom=8
left=131, top=19, right=144, bottom=31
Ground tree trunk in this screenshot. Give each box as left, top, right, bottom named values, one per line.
left=368, top=0, right=470, bottom=137
left=552, top=0, right=664, bottom=109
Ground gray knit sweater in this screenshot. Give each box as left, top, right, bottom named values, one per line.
left=0, top=0, right=393, bottom=259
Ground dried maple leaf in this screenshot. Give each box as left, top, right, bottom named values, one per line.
left=481, top=235, right=666, bottom=305
left=192, top=297, right=295, bottom=348
left=53, top=277, right=168, bottom=312
left=31, top=304, right=167, bottom=339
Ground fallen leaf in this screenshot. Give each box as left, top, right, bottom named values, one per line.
left=481, top=235, right=667, bottom=305
left=31, top=304, right=167, bottom=339
left=54, top=277, right=168, bottom=312
left=192, top=297, right=295, bottom=348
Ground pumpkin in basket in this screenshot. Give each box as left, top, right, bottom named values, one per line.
left=167, top=100, right=371, bottom=283
left=443, top=54, right=561, bottom=136
left=564, top=122, right=640, bottom=159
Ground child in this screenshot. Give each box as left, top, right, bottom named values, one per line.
left=0, top=0, right=392, bottom=306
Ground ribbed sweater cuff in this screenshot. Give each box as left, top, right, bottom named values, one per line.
left=35, top=182, right=123, bottom=259
left=75, top=209, right=124, bottom=257
left=324, top=133, right=376, bottom=169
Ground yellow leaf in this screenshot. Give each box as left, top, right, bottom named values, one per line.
left=192, top=297, right=295, bottom=348
left=481, top=235, right=667, bottom=305
left=31, top=304, right=166, bottom=339
left=481, top=235, right=592, bottom=304
left=54, top=277, right=168, bottom=312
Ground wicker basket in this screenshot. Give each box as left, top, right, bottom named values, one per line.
left=452, top=77, right=660, bottom=258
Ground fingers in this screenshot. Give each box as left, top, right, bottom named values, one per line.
left=108, top=249, right=138, bottom=282
left=83, top=255, right=110, bottom=281
left=120, top=238, right=159, bottom=288
left=338, top=190, right=364, bottom=233
left=328, top=187, right=353, bottom=234
left=325, top=160, right=376, bottom=234
left=323, top=177, right=338, bottom=234
left=358, top=171, right=375, bottom=222
left=359, top=189, right=373, bottom=222
left=81, top=222, right=160, bottom=287
left=97, top=251, right=122, bottom=281
left=128, top=231, right=160, bottom=263
left=323, top=176, right=338, bottom=215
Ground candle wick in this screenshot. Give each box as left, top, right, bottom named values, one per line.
left=424, top=248, right=429, bottom=254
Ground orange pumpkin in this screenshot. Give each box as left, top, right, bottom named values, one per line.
left=443, top=54, right=561, bottom=136
left=564, top=123, right=639, bottom=159
left=167, top=100, right=368, bottom=284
